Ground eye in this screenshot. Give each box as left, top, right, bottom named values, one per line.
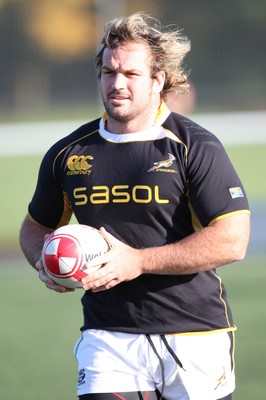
left=101, top=68, right=114, bottom=75
left=126, top=72, right=139, bottom=78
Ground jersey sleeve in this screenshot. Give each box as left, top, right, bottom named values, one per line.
left=28, top=145, right=72, bottom=230
left=186, top=130, right=250, bottom=227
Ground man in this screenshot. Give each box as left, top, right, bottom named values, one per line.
left=20, top=12, right=250, bottom=400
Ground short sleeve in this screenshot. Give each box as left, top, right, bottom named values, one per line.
left=187, top=132, right=249, bottom=226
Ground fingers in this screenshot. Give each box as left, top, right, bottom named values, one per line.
left=36, top=259, right=75, bottom=293
left=82, top=252, right=109, bottom=272
left=81, top=227, right=140, bottom=292
left=44, top=233, right=52, bottom=241
left=82, top=266, right=116, bottom=292
left=40, top=268, right=74, bottom=293
left=81, top=240, right=115, bottom=292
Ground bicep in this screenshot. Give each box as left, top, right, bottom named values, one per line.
left=209, top=212, right=250, bottom=259
left=20, top=215, right=54, bottom=266
left=21, top=214, right=54, bottom=236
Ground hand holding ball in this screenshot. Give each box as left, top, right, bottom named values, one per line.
left=41, top=224, right=110, bottom=288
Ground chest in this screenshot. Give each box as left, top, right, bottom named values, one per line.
left=62, top=141, right=187, bottom=207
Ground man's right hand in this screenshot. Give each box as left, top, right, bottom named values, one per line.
left=36, top=259, right=75, bottom=293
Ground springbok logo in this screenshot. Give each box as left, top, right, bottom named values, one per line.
left=67, top=155, right=93, bottom=175
left=148, top=153, right=177, bottom=173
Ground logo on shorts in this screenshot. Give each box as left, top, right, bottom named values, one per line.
left=215, top=367, right=226, bottom=390
left=77, top=368, right=86, bottom=386
left=67, top=155, right=93, bottom=175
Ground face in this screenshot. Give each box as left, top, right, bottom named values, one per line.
left=100, top=41, right=165, bottom=132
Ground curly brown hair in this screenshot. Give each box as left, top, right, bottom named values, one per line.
left=95, top=12, right=191, bottom=99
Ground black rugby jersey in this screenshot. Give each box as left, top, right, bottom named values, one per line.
left=29, top=103, right=250, bottom=334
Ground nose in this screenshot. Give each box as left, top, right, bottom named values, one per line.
left=111, top=72, right=126, bottom=90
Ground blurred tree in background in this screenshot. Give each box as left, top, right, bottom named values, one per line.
left=0, top=0, right=265, bottom=121
left=161, top=0, right=266, bottom=111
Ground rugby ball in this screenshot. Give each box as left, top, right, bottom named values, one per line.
left=41, top=224, right=110, bottom=288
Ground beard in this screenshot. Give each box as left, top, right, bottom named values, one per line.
left=102, top=92, right=144, bottom=123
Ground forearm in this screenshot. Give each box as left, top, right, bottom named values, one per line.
left=140, top=214, right=250, bottom=275
left=81, top=214, right=250, bottom=292
left=19, top=215, right=53, bottom=270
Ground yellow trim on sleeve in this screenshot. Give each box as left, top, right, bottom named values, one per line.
left=27, top=191, right=73, bottom=231
left=209, top=209, right=250, bottom=225
left=56, top=191, right=73, bottom=228
left=27, top=212, right=54, bottom=231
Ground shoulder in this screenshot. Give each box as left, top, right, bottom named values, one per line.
left=163, top=112, right=234, bottom=177
left=52, top=118, right=101, bottom=151
left=42, top=118, right=101, bottom=159
left=37, top=118, right=101, bottom=176
left=163, top=112, right=222, bottom=148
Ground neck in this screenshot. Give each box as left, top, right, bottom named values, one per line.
left=105, top=100, right=163, bottom=134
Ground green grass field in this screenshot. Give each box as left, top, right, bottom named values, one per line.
left=0, top=255, right=265, bottom=399
left=0, top=259, right=82, bottom=400
left=0, top=143, right=265, bottom=399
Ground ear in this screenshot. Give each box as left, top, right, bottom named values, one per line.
left=152, top=71, right=165, bottom=95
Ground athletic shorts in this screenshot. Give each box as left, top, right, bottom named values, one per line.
left=74, top=329, right=235, bottom=400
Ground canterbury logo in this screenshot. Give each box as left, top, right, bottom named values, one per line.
left=67, top=155, right=93, bottom=175
left=148, top=153, right=176, bottom=172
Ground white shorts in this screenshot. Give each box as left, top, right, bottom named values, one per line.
left=74, top=329, right=235, bottom=400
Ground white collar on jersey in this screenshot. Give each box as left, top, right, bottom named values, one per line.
left=98, top=102, right=171, bottom=143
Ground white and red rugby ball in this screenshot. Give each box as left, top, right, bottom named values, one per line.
left=41, top=224, right=109, bottom=288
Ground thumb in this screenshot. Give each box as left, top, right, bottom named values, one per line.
left=99, top=227, right=121, bottom=248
